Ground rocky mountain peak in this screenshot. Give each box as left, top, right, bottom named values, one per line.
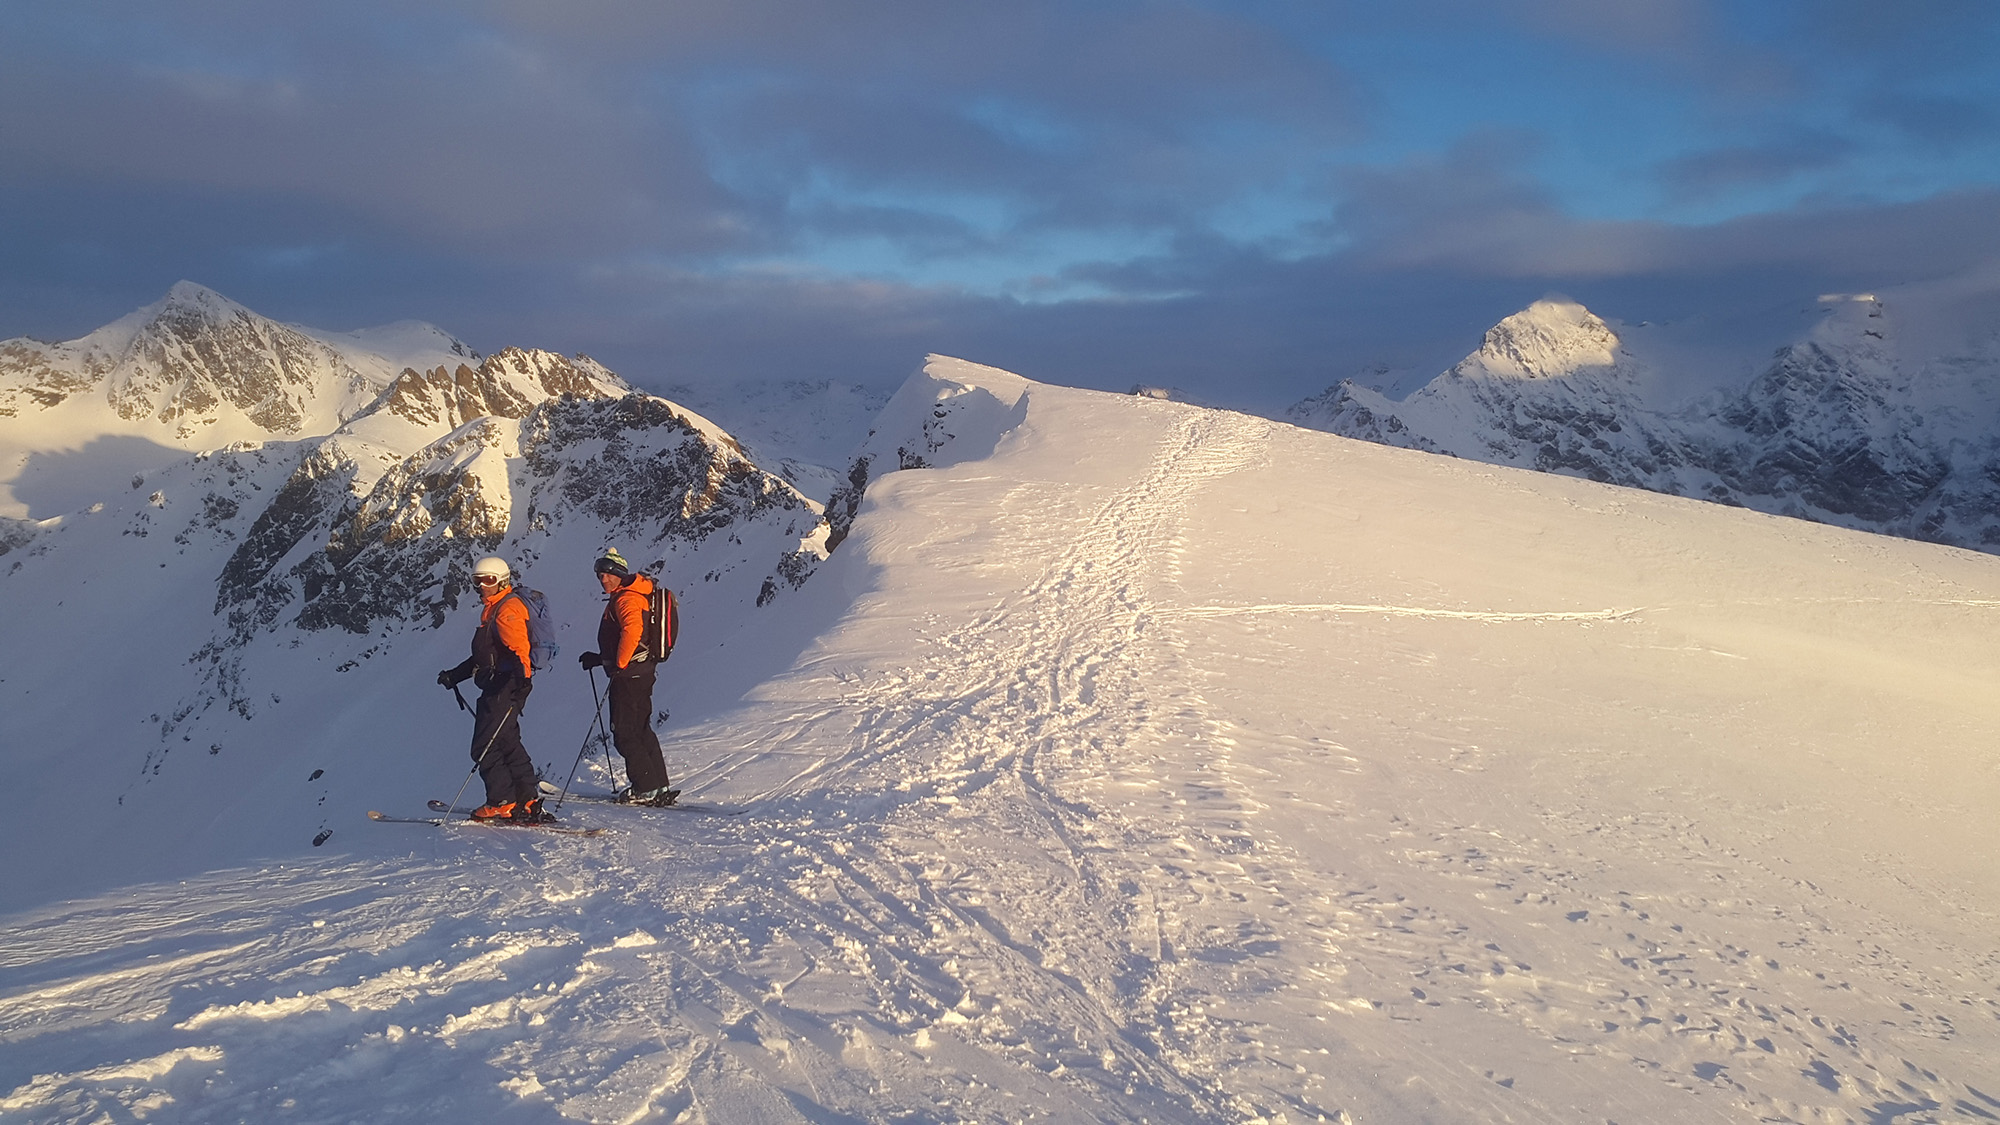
left=0, top=282, right=390, bottom=439
left=1454, top=298, right=1623, bottom=383
left=1291, top=288, right=2000, bottom=552
left=154, top=280, right=253, bottom=325
left=107, top=288, right=373, bottom=436
left=368, top=348, right=631, bottom=434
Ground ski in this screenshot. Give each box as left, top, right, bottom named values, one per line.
left=369, top=809, right=607, bottom=837
left=536, top=783, right=744, bottom=816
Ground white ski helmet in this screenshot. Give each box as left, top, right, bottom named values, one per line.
left=472, top=556, right=511, bottom=582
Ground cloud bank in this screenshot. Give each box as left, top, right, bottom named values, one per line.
left=2, top=1, right=1997, bottom=408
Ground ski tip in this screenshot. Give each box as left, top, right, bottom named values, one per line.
left=366, top=810, right=389, bottom=820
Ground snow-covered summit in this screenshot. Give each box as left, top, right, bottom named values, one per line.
left=1291, top=290, right=2000, bottom=551
left=0, top=285, right=672, bottom=520
left=304, top=318, right=481, bottom=375
left=0, top=280, right=387, bottom=439
left=1289, top=298, right=1683, bottom=498
left=1447, top=297, right=1630, bottom=383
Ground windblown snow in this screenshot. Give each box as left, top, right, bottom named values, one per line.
left=3, top=350, right=1996, bottom=1123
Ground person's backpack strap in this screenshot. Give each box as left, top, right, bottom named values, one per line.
left=657, top=585, right=677, bottom=660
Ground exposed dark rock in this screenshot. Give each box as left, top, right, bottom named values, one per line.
left=216, top=447, right=361, bottom=614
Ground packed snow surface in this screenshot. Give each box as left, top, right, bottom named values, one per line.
left=4, top=358, right=1998, bottom=1122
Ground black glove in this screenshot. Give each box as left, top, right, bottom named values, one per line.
left=578, top=651, right=602, bottom=670
left=437, top=660, right=473, bottom=688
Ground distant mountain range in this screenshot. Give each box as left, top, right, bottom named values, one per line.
left=0, top=284, right=831, bottom=794
left=0, top=280, right=474, bottom=441
left=1288, top=295, right=2000, bottom=553
left=3, top=279, right=1995, bottom=906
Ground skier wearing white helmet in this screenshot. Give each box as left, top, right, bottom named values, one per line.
left=437, top=556, right=551, bottom=822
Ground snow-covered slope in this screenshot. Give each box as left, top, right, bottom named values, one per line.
left=1291, top=293, right=2000, bottom=552
left=3, top=357, right=1994, bottom=1123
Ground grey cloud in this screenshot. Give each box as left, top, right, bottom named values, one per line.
left=1, top=1, right=1356, bottom=269
left=1860, top=92, right=2000, bottom=151
left=1656, top=132, right=1857, bottom=201
left=1324, top=135, right=1659, bottom=276
left=1317, top=132, right=2000, bottom=288
left=1801, top=0, right=2000, bottom=69
left=1510, top=0, right=1710, bottom=53
left=0, top=17, right=742, bottom=259
left=8, top=173, right=2000, bottom=422
left=570, top=183, right=2000, bottom=412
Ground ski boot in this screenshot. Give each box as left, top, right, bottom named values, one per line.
left=512, top=798, right=557, bottom=824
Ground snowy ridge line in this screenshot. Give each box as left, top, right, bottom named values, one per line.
left=1172, top=602, right=1645, bottom=622
left=651, top=406, right=1293, bottom=1118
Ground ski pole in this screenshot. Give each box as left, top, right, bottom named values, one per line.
left=551, top=703, right=602, bottom=812
left=587, top=666, right=626, bottom=794
left=451, top=683, right=471, bottom=712
left=443, top=690, right=519, bottom=817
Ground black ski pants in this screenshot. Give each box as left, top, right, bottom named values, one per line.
left=471, top=672, right=539, bottom=807
left=607, top=663, right=669, bottom=793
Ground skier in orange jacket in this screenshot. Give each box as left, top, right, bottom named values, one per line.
left=578, top=548, right=676, bottom=806
left=437, top=556, right=551, bottom=822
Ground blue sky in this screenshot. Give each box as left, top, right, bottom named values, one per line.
left=3, top=1, right=1998, bottom=407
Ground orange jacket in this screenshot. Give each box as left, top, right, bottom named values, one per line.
left=598, top=573, right=654, bottom=671
left=476, top=583, right=534, bottom=678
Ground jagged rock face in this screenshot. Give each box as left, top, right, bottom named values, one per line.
left=1292, top=296, right=2000, bottom=554
left=215, top=445, right=363, bottom=618
left=252, top=393, right=827, bottom=636
left=0, top=515, right=40, bottom=559
left=1713, top=325, right=1949, bottom=526
left=371, top=348, right=627, bottom=431
left=524, top=395, right=762, bottom=537
left=0, top=282, right=381, bottom=438
left=1284, top=383, right=1422, bottom=449
left=519, top=395, right=828, bottom=606
left=0, top=340, right=101, bottom=416
left=108, top=295, right=362, bottom=433
left=290, top=418, right=516, bottom=634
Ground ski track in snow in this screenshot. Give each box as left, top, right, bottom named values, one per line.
left=4, top=396, right=1998, bottom=1122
